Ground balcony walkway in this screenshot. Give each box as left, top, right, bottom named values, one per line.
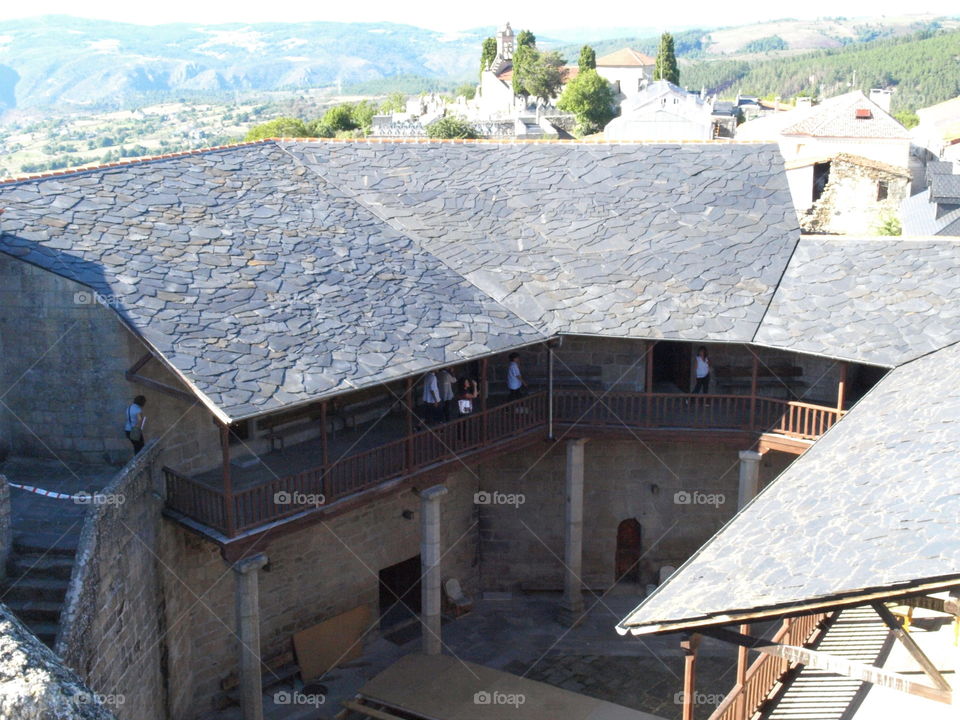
left=165, top=389, right=845, bottom=541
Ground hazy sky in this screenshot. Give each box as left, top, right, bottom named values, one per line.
left=0, top=0, right=955, bottom=35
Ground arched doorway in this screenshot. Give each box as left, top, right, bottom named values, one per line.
left=615, top=519, right=642, bottom=583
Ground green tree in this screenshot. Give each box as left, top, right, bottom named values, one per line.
left=579, top=45, right=597, bottom=72
left=455, top=83, right=477, bottom=100
left=523, top=51, right=566, bottom=104
left=516, top=30, right=536, bottom=49
left=379, top=92, right=407, bottom=114
left=512, top=43, right=536, bottom=98
left=426, top=116, right=479, bottom=139
left=876, top=211, right=902, bottom=236
left=558, top=69, right=616, bottom=135
left=655, top=32, right=680, bottom=85
left=351, top=100, right=377, bottom=133
left=481, top=37, right=497, bottom=73
left=894, top=110, right=919, bottom=129
left=244, top=117, right=309, bottom=141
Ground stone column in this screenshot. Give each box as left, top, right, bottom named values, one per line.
left=0, top=476, right=11, bottom=582
left=420, top=485, right=448, bottom=655
left=234, top=553, right=269, bottom=720
left=738, top=450, right=763, bottom=510
left=562, top=438, right=588, bottom=619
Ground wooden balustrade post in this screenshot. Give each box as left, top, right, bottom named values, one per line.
left=405, top=377, right=414, bottom=474
left=547, top=343, right=555, bottom=440
left=681, top=634, right=700, bottom=720
left=220, top=422, right=236, bottom=538
left=749, top=353, right=759, bottom=430
left=645, top=341, right=656, bottom=427
left=837, top=362, right=847, bottom=411
left=736, top=622, right=750, bottom=720
left=481, top=357, right=489, bottom=444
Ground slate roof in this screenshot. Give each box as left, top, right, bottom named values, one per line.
left=782, top=91, right=910, bottom=140
left=900, top=189, right=960, bottom=236
left=754, top=236, right=960, bottom=366
left=618, top=340, right=960, bottom=635
left=0, top=142, right=545, bottom=420
left=281, top=141, right=798, bottom=342
left=931, top=174, right=960, bottom=202
left=596, top=48, right=656, bottom=67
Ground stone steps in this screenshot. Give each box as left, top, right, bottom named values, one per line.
left=3, top=537, right=79, bottom=648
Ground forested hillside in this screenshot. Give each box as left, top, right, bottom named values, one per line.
left=682, top=29, right=960, bottom=111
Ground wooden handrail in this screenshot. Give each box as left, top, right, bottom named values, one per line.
left=708, top=612, right=832, bottom=720
left=165, top=389, right=846, bottom=535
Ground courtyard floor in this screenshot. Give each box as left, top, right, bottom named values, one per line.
left=205, top=589, right=745, bottom=720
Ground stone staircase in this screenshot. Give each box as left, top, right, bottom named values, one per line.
left=1, top=457, right=115, bottom=648
left=3, top=524, right=81, bottom=647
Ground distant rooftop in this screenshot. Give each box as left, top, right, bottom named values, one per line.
left=596, top=48, right=656, bottom=67
left=782, top=90, right=910, bottom=139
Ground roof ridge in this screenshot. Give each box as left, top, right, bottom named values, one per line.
left=0, top=139, right=277, bottom=186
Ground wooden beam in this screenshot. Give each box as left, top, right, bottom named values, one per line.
left=701, top=627, right=952, bottom=705
left=404, top=377, right=414, bottom=474
left=873, top=602, right=953, bottom=692
left=898, top=595, right=960, bottom=615
left=220, top=423, right=236, bottom=538
left=125, top=372, right=197, bottom=404
left=749, top=353, right=759, bottom=430
left=758, top=433, right=812, bottom=455
left=127, top=352, right=153, bottom=375
left=837, top=362, right=848, bottom=411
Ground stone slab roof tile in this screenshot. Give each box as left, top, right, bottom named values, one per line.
left=281, top=141, right=799, bottom=345
left=618, top=341, right=960, bottom=634
left=754, top=236, right=960, bottom=366
left=0, top=143, right=544, bottom=421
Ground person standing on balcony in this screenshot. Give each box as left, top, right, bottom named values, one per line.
left=422, top=370, right=441, bottom=424
left=439, top=368, right=457, bottom=422
left=507, top=353, right=526, bottom=400
left=124, top=395, right=147, bottom=454
left=692, top=347, right=710, bottom=395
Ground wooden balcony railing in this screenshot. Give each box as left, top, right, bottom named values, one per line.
left=708, top=612, right=832, bottom=720
left=164, top=389, right=843, bottom=536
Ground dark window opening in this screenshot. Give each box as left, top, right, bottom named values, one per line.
left=813, top=161, right=832, bottom=202
left=877, top=180, right=889, bottom=201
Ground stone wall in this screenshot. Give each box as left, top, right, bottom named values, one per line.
left=55, top=440, right=166, bottom=720
left=0, top=254, right=221, bottom=472
left=0, top=475, right=10, bottom=581
left=161, top=468, right=480, bottom=717
left=799, top=156, right=910, bottom=235
left=0, top=603, right=118, bottom=720
left=477, top=438, right=792, bottom=591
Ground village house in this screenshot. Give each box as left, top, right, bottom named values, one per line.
left=902, top=159, right=960, bottom=236
left=912, top=95, right=960, bottom=163
left=738, top=90, right=912, bottom=222
left=595, top=48, right=655, bottom=100
left=603, top=80, right=720, bottom=142
left=0, top=138, right=958, bottom=720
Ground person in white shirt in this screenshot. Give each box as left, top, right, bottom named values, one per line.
left=692, top=347, right=710, bottom=395
left=124, top=395, right=147, bottom=454
left=507, top=353, right=526, bottom=399
left=438, top=368, right=457, bottom=421
left=422, top=371, right=441, bottom=423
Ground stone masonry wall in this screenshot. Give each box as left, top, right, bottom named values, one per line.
left=0, top=254, right=221, bottom=472
left=477, top=438, right=793, bottom=592
left=162, top=468, right=480, bottom=717
left=56, top=440, right=167, bottom=720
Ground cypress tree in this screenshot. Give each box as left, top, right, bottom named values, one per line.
left=655, top=32, right=680, bottom=85
left=579, top=45, right=597, bottom=72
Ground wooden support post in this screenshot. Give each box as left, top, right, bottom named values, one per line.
left=405, top=377, right=414, bottom=474
left=644, top=341, right=656, bottom=427
left=873, top=602, right=952, bottom=692
left=221, top=422, right=236, bottom=538
left=681, top=634, right=700, bottom=720
left=547, top=343, right=555, bottom=440
left=837, top=362, right=848, bottom=411
left=749, top=353, right=759, bottom=430
left=320, top=401, right=329, bottom=466
left=481, top=357, right=489, bottom=443
left=736, top=623, right=750, bottom=720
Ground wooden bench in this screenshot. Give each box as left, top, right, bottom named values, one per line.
left=258, top=404, right=340, bottom=453
left=713, top=364, right=808, bottom=399
left=340, top=394, right=396, bottom=431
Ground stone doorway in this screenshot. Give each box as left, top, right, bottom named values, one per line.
left=378, top=555, right=421, bottom=633
left=615, top=519, right=642, bottom=583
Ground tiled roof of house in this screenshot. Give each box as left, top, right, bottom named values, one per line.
left=0, top=142, right=545, bottom=420
left=782, top=91, right=911, bottom=139
left=596, top=48, right=656, bottom=67
left=282, top=141, right=797, bottom=342
left=931, top=173, right=960, bottom=202
left=901, top=188, right=960, bottom=236
left=754, top=236, right=960, bottom=366
left=618, top=340, right=960, bottom=634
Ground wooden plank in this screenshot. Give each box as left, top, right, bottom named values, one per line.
left=872, top=601, right=953, bottom=692
left=701, top=627, right=952, bottom=704
left=293, top=605, right=372, bottom=681
left=125, top=372, right=196, bottom=403
left=897, top=595, right=960, bottom=615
